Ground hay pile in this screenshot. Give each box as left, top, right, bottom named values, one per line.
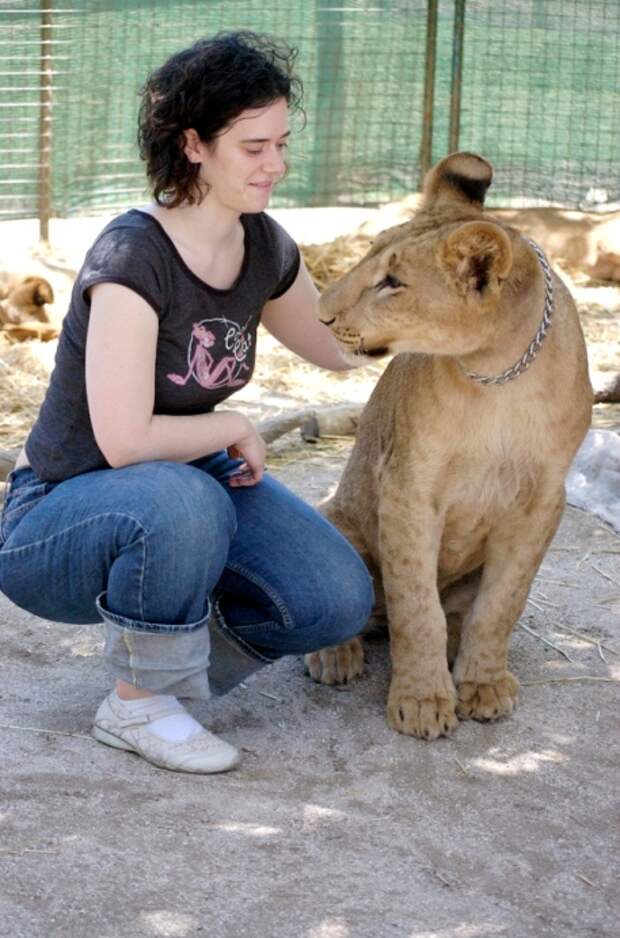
left=300, top=233, right=372, bottom=292
left=0, top=333, right=55, bottom=454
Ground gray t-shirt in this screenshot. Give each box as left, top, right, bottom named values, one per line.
left=25, top=209, right=300, bottom=482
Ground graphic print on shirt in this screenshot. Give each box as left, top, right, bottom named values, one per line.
left=167, top=317, right=252, bottom=390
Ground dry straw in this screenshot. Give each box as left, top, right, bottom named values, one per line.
left=0, top=332, right=53, bottom=453
left=300, top=234, right=372, bottom=292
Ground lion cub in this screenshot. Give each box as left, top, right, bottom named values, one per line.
left=307, top=152, right=592, bottom=740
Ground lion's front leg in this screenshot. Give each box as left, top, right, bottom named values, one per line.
left=387, top=660, right=458, bottom=740
left=453, top=493, right=565, bottom=722
left=379, top=496, right=458, bottom=740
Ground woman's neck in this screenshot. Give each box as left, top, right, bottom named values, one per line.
left=141, top=197, right=241, bottom=252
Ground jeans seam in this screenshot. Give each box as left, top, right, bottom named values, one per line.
left=1, top=493, right=50, bottom=543
left=223, top=560, right=294, bottom=630
left=0, top=511, right=149, bottom=555
left=3, top=494, right=47, bottom=518
left=138, top=534, right=146, bottom=622
left=230, top=620, right=280, bottom=634
left=123, top=630, right=138, bottom=686
left=119, top=533, right=147, bottom=623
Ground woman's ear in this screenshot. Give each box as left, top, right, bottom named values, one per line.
left=180, top=128, right=204, bottom=164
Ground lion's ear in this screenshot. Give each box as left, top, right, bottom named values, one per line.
left=20, top=277, right=54, bottom=306
left=423, top=152, right=492, bottom=209
left=437, top=221, right=513, bottom=297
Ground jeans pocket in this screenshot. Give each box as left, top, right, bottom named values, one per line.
left=0, top=470, right=53, bottom=544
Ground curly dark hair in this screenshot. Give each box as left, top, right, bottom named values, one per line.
left=137, top=31, right=304, bottom=208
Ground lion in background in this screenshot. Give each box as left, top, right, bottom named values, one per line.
left=306, top=152, right=592, bottom=740
left=0, top=273, right=57, bottom=341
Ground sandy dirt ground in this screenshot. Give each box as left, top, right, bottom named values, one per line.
left=1, top=490, right=618, bottom=938
left=1, top=209, right=619, bottom=937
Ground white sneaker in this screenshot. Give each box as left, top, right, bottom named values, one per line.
left=92, top=692, right=240, bottom=774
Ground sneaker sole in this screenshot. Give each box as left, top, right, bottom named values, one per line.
left=92, top=723, right=136, bottom=752
left=92, top=723, right=240, bottom=773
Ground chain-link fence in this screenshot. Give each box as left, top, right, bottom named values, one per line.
left=1, top=0, right=619, bottom=228
left=445, top=0, right=620, bottom=209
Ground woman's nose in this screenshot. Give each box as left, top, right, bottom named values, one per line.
left=264, top=147, right=286, bottom=175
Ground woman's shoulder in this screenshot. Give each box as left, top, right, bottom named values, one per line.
left=243, top=211, right=299, bottom=270
left=81, top=209, right=172, bottom=279
left=243, top=210, right=297, bottom=248
left=243, top=213, right=300, bottom=298
left=90, top=208, right=166, bottom=252
left=74, top=209, right=170, bottom=316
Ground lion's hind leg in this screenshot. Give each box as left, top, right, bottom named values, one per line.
left=440, top=570, right=482, bottom=667
left=305, top=635, right=365, bottom=685
left=305, top=501, right=376, bottom=686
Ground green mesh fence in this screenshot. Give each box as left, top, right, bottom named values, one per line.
left=0, top=0, right=619, bottom=222
left=0, top=0, right=429, bottom=219
left=443, top=0, right=620, bottom=208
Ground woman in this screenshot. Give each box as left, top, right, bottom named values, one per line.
left=0, top=32, right=374, bottom=774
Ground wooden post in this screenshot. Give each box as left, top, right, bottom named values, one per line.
left=448, top=0, right=466, bottom=154
left=309, top=3, right=346, bottom=206
left=419, top=0, right=438, bottom=186
left=38, top=0, right=53, bottom=244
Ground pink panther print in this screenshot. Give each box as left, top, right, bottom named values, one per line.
left=167, top=322, right=250, bottom=390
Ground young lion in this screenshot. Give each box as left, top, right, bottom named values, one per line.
left=306, top=152, right=592, bottom=740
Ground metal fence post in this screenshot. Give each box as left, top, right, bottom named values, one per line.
left=448, top=0, right=465, bottom=154
left=419, top=0, right=438, bottom=186
left=39, top=0, right=53, bottom=243
left=310, top=2, right=346, bottom=206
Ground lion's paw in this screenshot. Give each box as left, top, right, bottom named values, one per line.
left=304, top=636, right=365, bottom=685
left=387, top=679, right=458, bottom=740
left=456, top=672, right=519, bottom=721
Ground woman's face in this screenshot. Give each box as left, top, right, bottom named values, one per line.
left=184, top=97, right=290, bottom=213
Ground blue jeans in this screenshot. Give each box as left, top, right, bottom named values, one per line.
left=0, top=453, right=373, bottom=699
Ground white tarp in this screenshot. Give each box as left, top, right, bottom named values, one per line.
left=566, top=429, right=620, bottom=534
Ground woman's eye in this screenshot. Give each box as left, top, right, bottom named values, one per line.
left=377, top=274, right=403, bottom=290
left=245, top=143, right=288, bottom=156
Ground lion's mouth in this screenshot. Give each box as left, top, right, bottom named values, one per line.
left=332, top=330, right=390, bottom=360
left=361, top=344, right=390, bottom=358
left=359, top=336, right=390, bottom=358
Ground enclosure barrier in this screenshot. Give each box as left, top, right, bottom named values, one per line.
left=0, top=0, right=619, bottom=240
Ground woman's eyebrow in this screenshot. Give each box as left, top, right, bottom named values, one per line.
left=240, top=130, right=291, bottom=143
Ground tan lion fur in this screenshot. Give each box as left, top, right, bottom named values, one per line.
left=306, top=152, right=593, bottom=741
left=0, top=274, right=54, bottom=327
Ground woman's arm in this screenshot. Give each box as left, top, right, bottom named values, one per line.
left=261, top=257, right=355, bottom=371
left=86, top=282, right=265, bottom=483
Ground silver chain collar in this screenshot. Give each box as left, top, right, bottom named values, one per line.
left=463, top=236, right=555, bottom=387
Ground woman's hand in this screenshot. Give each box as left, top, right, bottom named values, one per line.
left=227, top=419, right=267, bottom=487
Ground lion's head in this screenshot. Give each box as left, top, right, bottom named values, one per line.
left=319, top=152, right=535, bottom=363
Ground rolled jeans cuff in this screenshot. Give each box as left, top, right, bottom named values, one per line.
left=207, top=600, right=272, bottom=696
left=96, top=591, right=212, bottom=700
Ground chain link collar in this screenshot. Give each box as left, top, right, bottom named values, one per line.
left=463, top=237, right=554, bottom=387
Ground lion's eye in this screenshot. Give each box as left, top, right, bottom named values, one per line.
left=377, top=274, right=404, bottom=290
